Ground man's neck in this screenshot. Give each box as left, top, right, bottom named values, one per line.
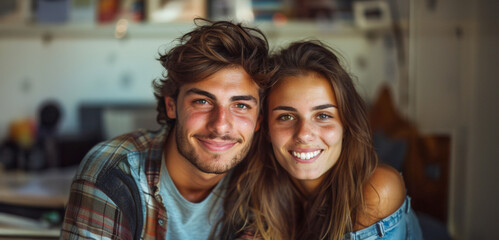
left=163, top=129, right=226, bottom=203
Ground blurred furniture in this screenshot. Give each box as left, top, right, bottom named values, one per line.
left=79, top=102, right=159, bottom=141
left=0, top=167, right=76, bottom=239
left=0, top=102, right=158, bottom=239
left=369, top=86, right=452, bottom=239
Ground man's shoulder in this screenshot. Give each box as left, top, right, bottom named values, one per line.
left=74, top=127, right=168, bottom=182
left=105, top=127, right=166, bottom=152
left=62, top=128, right=167, bottom=240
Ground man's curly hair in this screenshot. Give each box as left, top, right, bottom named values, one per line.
left=152, top=18, right=272, bottom=125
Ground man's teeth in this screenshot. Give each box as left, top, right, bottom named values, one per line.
left=292, top=150, right=321, bottom=160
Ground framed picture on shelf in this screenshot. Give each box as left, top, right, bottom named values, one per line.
left=147, top=0, right=206, bottom=23
left=98, top=0, right=144, bottom=24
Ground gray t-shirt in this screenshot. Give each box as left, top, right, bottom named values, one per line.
left=159, top=158, right=227, bottom=240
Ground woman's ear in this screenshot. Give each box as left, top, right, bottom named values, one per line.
left=165, top=97, right=176, bottom=119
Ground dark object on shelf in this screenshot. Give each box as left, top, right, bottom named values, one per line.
left=0, top=140, right=20, bottom=170
left=35, top=100, right=62, bottom=169
left=36, top=0, right=70, bottom=24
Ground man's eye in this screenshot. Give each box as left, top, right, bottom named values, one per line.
left=278, top=114, right=295, bottom=121
left=194, top=99, right=209, bottom=105
left=235, top=103, right=249, bottom=109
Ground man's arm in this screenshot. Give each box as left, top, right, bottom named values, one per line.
left=60, top=140, right=143, bottom=240
left=61, top=178, right=134, bottom=239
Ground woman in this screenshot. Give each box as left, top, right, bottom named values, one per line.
left=215, top=41, right=422, bottom=240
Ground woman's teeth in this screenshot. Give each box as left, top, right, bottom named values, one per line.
left=292, top=150, right=321, bottom=160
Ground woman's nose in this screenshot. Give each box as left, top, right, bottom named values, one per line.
left=295, top=120, right=316, bottom=143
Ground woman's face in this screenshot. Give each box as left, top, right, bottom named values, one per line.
left=268, top=72, right=343, bottom=193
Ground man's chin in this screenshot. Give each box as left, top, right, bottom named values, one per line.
left=197, top=168, right=231, bottom=175
left=193, top=163, right=234, bottom=175
left=192, top=156, right=241, bottom=174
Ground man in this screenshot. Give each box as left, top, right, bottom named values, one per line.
left=60, top=19, right=271, bottom=239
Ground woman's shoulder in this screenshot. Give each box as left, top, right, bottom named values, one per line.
left=354, top=164, right=406, bottom=231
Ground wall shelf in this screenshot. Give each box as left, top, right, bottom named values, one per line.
left=0, top=20, right=369, bottom=39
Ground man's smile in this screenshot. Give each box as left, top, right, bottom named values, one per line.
left=197, top=138, right=238, bottom=152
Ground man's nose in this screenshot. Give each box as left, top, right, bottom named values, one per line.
left=207, top=106, right=233, bottom=136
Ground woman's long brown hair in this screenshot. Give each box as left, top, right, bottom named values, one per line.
left=214, top=40, right=378, bottom=240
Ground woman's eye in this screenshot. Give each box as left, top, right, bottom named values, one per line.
left=278, top=114, right=295, bottom=121
left=317, top=113, right=332, bottom=120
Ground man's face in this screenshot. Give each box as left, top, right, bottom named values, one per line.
left=165, top=66, right=261, bottom=174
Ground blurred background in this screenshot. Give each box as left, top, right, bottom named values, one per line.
left=0, top=0, right=497, bottom=239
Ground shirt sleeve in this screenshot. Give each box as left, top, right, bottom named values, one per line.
left=60, top=178, right=134, bottom=239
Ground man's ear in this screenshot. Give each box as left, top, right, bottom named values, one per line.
left=165, top=97, right=176, bottom=119
left=255, top=115, right=262, bottom=131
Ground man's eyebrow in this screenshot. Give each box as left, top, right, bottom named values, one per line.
left=272, top=106, right=297, bottom=112
left=185, top=88, right=216, bottom=100
left=312, top=104, right=337, bottom=111
left=231, top=95, right=258, bottom=103
left=185, top=88, right=258, bottom=104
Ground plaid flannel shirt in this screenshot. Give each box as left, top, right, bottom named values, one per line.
left=61, top=125, right=171, bottom=239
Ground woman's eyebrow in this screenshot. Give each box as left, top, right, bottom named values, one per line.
left=272, top=104, right=337, bottom=112
left=272, top=106, right=297, bottom=112
left=312, top=104, right=337, bottom=111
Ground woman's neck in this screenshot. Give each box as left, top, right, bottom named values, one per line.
left=292, top=176, right=324, bottom=196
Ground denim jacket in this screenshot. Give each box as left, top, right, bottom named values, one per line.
left=343, top=196, right=423, bottom=240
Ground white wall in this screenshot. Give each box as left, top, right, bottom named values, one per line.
left=410, top=0, right=499, bottom=239
left=409, top=0, right=461, bottom=134
left=463, top=0, right=499, bottom=239
left=409, top=0, right=462, bottom=237
left=0, top=23, right=395, bottom=138
left=0, top=36, right=168, bottom=135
